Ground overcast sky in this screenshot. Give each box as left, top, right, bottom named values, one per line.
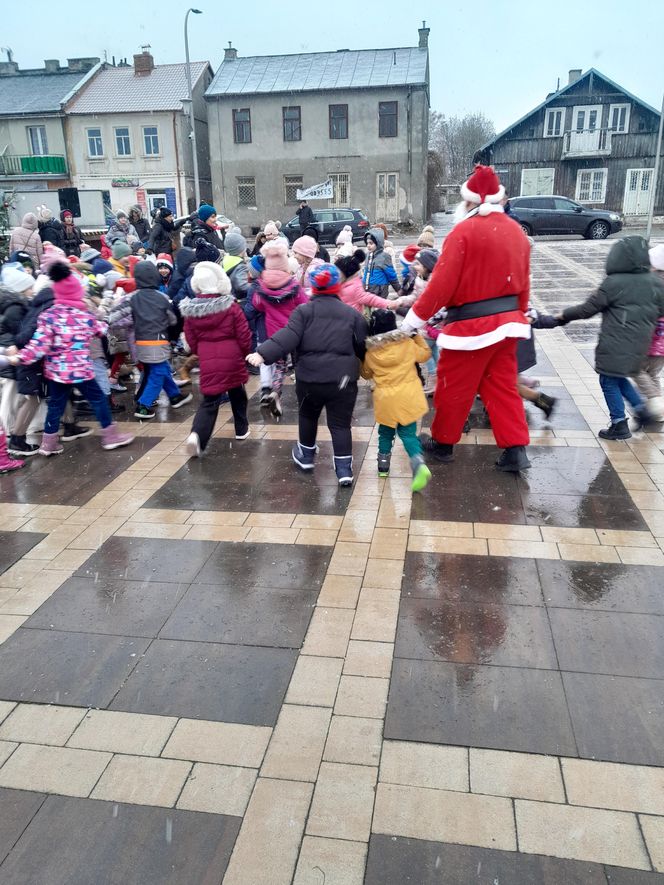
left=3, top=0, right=662, bottom=131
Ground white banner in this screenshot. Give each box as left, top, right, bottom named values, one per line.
left=296, top=179, right=334, bottom=200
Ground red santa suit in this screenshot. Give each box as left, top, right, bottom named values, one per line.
left=402, top=166, right=531, bottom=455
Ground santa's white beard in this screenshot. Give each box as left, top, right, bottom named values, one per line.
left=452, top=201, right=479, bottom=225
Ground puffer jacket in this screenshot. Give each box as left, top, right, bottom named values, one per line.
left=252, top=277, right=308, bottom=338
left=0, top=288, right=30, bottom=379
left=222, top=255, right=250, bottom=301
left=340, top=274, right=395, bottom=314
left=258, top=294, right=368, bottom=384
left=15, top=286, right=54, bottom=395
left=183, top=218, right=224, bottom=251
left=648, top=270, right=664, bottom=357
left=106, top=220, right=138, bottom=244
left=9, top=214, right=43, bottom=270
left=39, top=219, right=65, bottom=250
left=129, top=207, right=151, bottom=242
left=360, top=329, right=431, bottom=428
left=130, top=262, right=176, bottom=363
left=362, top=228, right=399, bottom=296
left=61, top=215, right=84, bottom=257
left=149, top=218, right=177, bottom=255
left=180, top=293, right=251, bottom=394
left=561, top=237, right=664, bottom=377
left=18, top=303, right=106, bottom=384
left=167, top=248, right=196, bottom=301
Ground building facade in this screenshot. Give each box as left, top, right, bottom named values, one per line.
left=205, top=27, right=430, bottom=233
left=64, top=51, right=213, bottom=218
left=482, top=69, right=663, bottom=218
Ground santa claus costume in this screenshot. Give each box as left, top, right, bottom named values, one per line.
left=401, top=166, right=532, bottom=471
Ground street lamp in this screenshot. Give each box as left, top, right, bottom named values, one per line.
left=184, top=8, right=203, bottom=209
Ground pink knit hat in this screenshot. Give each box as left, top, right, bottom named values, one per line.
left=49, top=263, right=85, bottom=306
left=261, top=239, right=291, bottom=289
left=264, top=221, right=281, bottom=239
left=292, top=235, right=317, bottom=260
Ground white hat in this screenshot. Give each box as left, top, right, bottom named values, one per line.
left=649, top=244, right=664, bottom=271
left=1, top=266, right=33, bottom=294
left=191, top=261, right=232, bottom=295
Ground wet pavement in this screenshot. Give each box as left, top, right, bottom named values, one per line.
left=0, top=232, right=663, bottom=883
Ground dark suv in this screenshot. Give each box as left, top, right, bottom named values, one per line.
left=506, top=196, right=622, bottom=239
left=284, top=208, right=370, bottom=244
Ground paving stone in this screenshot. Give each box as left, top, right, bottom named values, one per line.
left=302, top=608, right=355, bottom=657
left=261, top=704, right=331, bottom=781
left=162, top=718, right=271, bottom=767
left=67, top=709, right=177, bottom=756
left=343, top=640, right=394, bottom=678
left=640, top=816, right=664, bottom=872
left=75, top=536, right=217, bottom=583
left=0, top=740, right=17, bottom=766
left=351, top=588, right=401, bottom=642
left=380, top=741, right=468, bottom=792
left=0, top=743, right=111, bottom=797
left=0, top=703, right=86, bottom=747
left=470, top=747, right=565, bottom=802
left=316, top=574, right=363, bottom=608
left=193, top=540, right=330, bottom=589
left=293, top=836, right=367, bottom=885
left=334, top=675, right=389, bottom=719
left=91, top=754, right=191, bottom=807
left=285, top=655, right=343, bottom=707
left=306, top=761, right=377, bottom=841
left=562, top=758, right=664, bottom=815
left=324, top=715, right=383, bottom=766
left=536, top=559, right=664, bottom=614
left=0, top=615, right=25, bottom=643
left=363, top=558, right=404, bottom=589
left=177, top=762, right=257, bottom=816
left=0, top=701, right=15, bottom=725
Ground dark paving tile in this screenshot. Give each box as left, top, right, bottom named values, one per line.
left=160, top=583, right=317, bottom=647
left=537, top=560, right=664, bottom=614
left=0, top=628, right=148, bottom=707
left=0, top=436, right=161, bottom=505
left=385, top=658, right=577, bottom=756
left=75, top=536, right=217, bottom=583
left=403, top=553, right=544, bottom=606
left=0, top=788, right=46, bottom=866
left=110, top=638, right=297, bottom=726
left=522, top=492, right=647, bottom=530
left=25, top=577, right=189, bottom=638
left=0, top=795, right=240, bottom=885
left=605, top=867, right=664, bottom=884
left=247, top=382, right=377, bottom=427
left=193, top=542, right=330, bottom=590
left=394, top=599, right=557, bottom=669
left=563, top=671, right=664, bottom=765
left=0, top=531, right=46, bottom=575
left=550, top=609, right=664, bottom=679
left=364, top=835, right=608, bottom=885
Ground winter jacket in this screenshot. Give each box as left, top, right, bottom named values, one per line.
left=561, top=237, right=664, bottom=378
left=167, top=248, right=197, bottom=301
left=296, top=205, right=315, bottom=229
left=648, top=270, right=664, bottom=358
left=61, top=221, right=84, bottom=257
left=130, top=262, right=177, bottom=363
left=9, top=214, right=43, bottom=270
left=295, top=257, right=324, bottom=296
left=18, top=303, right=106, bottom=385
left=222, top=255, right=250, bottom=300
left=82, top=291, right=107, bottom=362
left=180, top=293, right=251, bottom=394
left=39, top=219, right=65, bottom=250
left=106, top=220, right=138, bottom=244
left=15, top=286, right=53, bottom=395
left=340, top=274, right=395, bottom=314
left=184, top=218, right=224, bottom=251
left=361, top=329, right=431, bottom=428
left=129, top=207, right=151, bottom=243
left=0, top=289, right=30, bottom=379
left=149, top=219, right=178, bottom=255
left=362, top=229, right=399, bottom=296
left=259, top=294, right=368, bottom=384
left=252, top=277, right=308, bottom=339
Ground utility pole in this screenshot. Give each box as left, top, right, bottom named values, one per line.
left=646, top=92, right=664, bottom=240
left=184, top=8, right=203, bottom=209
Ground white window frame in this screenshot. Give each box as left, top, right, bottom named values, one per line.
left=86, top=127, right=104, bottom=158
left=27, top=125, right=48, bottom=156
left=114, top=126, right=132, bottom=158
left=520, top=167, right=555, bottom=196
left=142, top=125, right=160, bottom=156
left=575, top=168, right=608, bottom=203
left=609, top=103, right=630, bottom=133
left=543, top=108, right=563, bottom=137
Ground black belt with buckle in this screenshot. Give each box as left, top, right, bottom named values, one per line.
left=445, top=295, right=520, bottom=324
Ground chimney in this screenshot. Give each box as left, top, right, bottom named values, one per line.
left=133, top=47, right=155, bottom=75
left=44, top=59, right=61, bottom=73
left=568, top=68, right=582, bottom=85
left=224, top=42, right=238, bottom=62
left=418, top=20, right=430, bottom=48
left=67, top=57, right=99, bottom=73
left=0, top=61, right=19, bottom=76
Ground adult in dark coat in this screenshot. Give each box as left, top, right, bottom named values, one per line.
left=129, top=206, right=151, bottom=243
left=0, top=271, right=33, bottom=380
left=184, top=205, right=224, bottom=251
left=148, top=207, right=186, bottom=255
left=60, top=211, right=84, bottom=257
left=37, top=208, right=64, bottom=250
left=296, top=201, right=314, bottom=231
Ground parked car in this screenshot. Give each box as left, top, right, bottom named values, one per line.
left=283, top=208, right=370, bottom=245
left=506, top=196, right=623, bottom=239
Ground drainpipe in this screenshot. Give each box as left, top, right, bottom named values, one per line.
left=646, top=92, right=664, bottom=239
left=172, top=111, right=185, bottom=214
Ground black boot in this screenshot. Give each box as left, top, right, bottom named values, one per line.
left=598, top=419, right=631, bottom=440
left=496, top=446, right=531, bottom=472
left=61, top=422, right=93, bottom=442
left=419, top=434, right=454, bottom=462
left=535, top=393, right=557, bottom=420
left=109, top=394, right=126, bottom=414
left=7, top=434, right=39, bottom=456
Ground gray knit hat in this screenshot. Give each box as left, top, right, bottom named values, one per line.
left=224, top=231, right=247, bottom=256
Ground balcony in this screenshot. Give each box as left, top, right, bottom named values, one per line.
left=0, top=154, right=68, bottom=177
left=561, top=128, right=612, bottom=159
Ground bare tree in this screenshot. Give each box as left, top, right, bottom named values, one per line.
left=429, top=111, right=496, bottom=184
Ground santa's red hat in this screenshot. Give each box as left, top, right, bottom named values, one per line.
left=460, top=166, right=505, bottom=216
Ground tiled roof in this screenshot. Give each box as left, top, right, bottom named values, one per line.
left=67, top=62, right=209, bottom=114
left=0, top=71, right=91, bottom=115
left=206, top=47, right=428, bottom=97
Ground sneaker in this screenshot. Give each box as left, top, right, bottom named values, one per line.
left=185, top=432, right=202, bottom=458
left=292, top=442, right=317, bottom=470
left=260, top=388, right=272, bottom=407
left=419, top=434, right=454, bottom=462
left=169, top=392, right=193, bottom=409
left=334, top=455, right=353, bottom=486
left=7, top=435, right=40, bottom=457
left=411, top=462, right=432, bottom=493
left=235, top=428, right=251, bottom=440
left=110, top=381, right=128, bottom=393
left=268, top=391, right=282, bottom=419
left=61, top=423, right=93, bottom=442
left=598, top=419, right=631, bottom=440
left=495, top=445, right=532, bottom=472
left=377, top=452, right=391, bottom=477
left=134, top=404, right=156, bottom=420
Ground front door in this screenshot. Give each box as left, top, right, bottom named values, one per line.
left=623, top=169, right=654, bottom=215
left=569, top=105, right=602, bottom=153
left=376, top=172, right=399, bottom=221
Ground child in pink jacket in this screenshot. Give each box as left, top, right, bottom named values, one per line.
left=635, top=244, right=664, bottom=420
left=335, top=250, right=402, bottom=315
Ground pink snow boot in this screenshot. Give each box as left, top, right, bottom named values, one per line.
left=0, top=433, right=24, bottom=474
left=39, top=432, right=64, bottom=456
left=100, top=423, right=135, bottom=451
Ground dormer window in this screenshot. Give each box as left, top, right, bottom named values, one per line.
left=544, top=108, right=563, bottom=137
left=609, top=103, right=630, bottom=133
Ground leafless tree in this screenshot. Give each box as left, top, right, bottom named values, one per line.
left=429, top=111, right=496, bottom=184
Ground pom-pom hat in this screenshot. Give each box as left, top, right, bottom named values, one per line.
left=460, top=165, right=505, bottom=216
left=650, top=244, right=664, bottom=271
left=401, top=244, right=420, bottom=264
left=191, top=261, right=231, bottom=296
left=156, top=253, right=173, bottom=269
left=310, top=263, right=341, bottom=296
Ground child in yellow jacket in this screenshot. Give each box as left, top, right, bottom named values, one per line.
left=361, top=309, right=432, bottom=491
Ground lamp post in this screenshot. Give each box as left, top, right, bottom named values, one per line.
left=645, top=91, right=664, bottom=241
left=184, top=8, right=202, bottom=209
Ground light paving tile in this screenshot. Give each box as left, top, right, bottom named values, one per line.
left=129, top=475, right=169, bottom=492
left=17, top=518, right=63, bottom=535
left=558, top=543, right=620, bottom=563
left=515, top=799, right=649, bottom=869
left=0, top=614, right=26, bottom=642
left=470, top=748, right=565, bottom=802
left=473, top=523, right=542, bottom=542
left=0, top=743, right=111, bottom=797
left=347, top=496, right=382, bottom=513
left=103, top=489, right=156, bottom=517
left=343, top=640, right=394, bottom=678
left=334, top=675, right=389, bottom=719
left=177, top=762, right=257, bottom=816
left=380, top=741, right=468, bottom=792
left=0, top=517, right=29, bottom=532
left=245, top=512, right=296, bottom=527
left=0, top=701, right=16, bottom=725
left=244, top=526, right=299, bottom=544
left=0, top=572, right=71, bottom=615
left=351, top=588, right=401, bottom=643
left=618, top=473, right=658, bottom=491
left=0, top=560, right=44, bottom=588
left=293, top=515, right=344, bottom=530
left=23, top=524, right=85, bottom=559
left=293, top=836, right=367, bottom=885
left=223, top=777, right=313, bottom=885
left=323, top=715, right=382, bottom=766
left=408, top=535, right=489, bottom=556
left=640, top=815, right=664, bottom=872
left=296, top=529, right=338, bottom=546
left=302, top=608, right=355, bottom=658
left=68, top=709, right=177, bottom=756
left=376, top=498, right=412, bottom=530
left=128, top=508, right=193, bottom=524
left=317, top=574, right=363, bottom=609
left=306, top=761, right=377, bottom=841
left=363, top=558, right=404, bottom=590
left=185, top=510, right=249, bottom=525
left=327, top=542, right=370, bottom=577
left=114, top=522, right=190, bottom=540
left=184, top=524, right=250, bottom=542
left=0, top=504, right=36, bottom=518
left=261, top=704, right=331, bottom=782
left=286, top=656, right=343, bottom=707
left=42, top=549, right=94, bottom=571
left=642, top=510, right=664, bottom=535
left=0, top=703, right=86, bottom=746
left=596, top=529, right=658, bottom=548
left=617, top=546, right=664, bottom=566
left=91, top=754, right=191, bottom=807
left=562, top=758, right=664, bottom=816
left=487, top=539, right=560, bottom=560
left=369, top=527, right=408, bottom=561
left=540, top=527, right=599, bottom=545
left=0, top=740, right=17, bottom=767
left=30, top=504, right=79, bottom=520
left=162, top=718, right=271, bottom=768
left=373, top=782, right=516, bottom=851
left=629, top=490, right=664, bottom=510
left=409, top=520, right=474, bottom=538
left=63, top=516, right=127, bottom=550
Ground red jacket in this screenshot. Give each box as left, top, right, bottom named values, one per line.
left=181, top=293, right=251, bottom=394
left=411, top=210, right=531, bottom=350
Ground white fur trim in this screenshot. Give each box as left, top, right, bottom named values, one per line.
left=478, top=203, right=505, bottom=216
left=485, top=184, right=506, bottom=204
left=437, top=322, right=531, bottom=351
left=460, top=181, right=481, bottom=204
left=400, top=307, right=427, bottom=333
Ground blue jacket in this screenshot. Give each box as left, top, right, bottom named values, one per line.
left=362, top=228, right=399, bottom=296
